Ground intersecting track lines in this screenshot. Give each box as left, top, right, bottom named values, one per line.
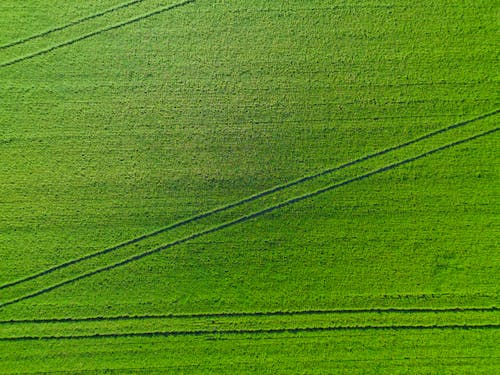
left=0, top=0, right=196, bottom=69
left=0, top=126, right=497, bottom=310
left=1, top=109, right=497, bottom=293
left=0, top=0, right=146, bottom=50
left=1, top=324, right=499, bottom=342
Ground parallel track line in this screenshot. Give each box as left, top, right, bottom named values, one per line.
left=0, top=0, right=146, bottom=50
left=1, top=109, right=497, bottom=292
left=0, top=0, right=196, bottom=69
left=1, top=324, right=498, bottom=342
left=0, top=126, right=497, bottom=309
left=0, top=306, right=496, bottom=325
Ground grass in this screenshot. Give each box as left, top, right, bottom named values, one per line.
left=0, top=0, right=498, bottom=372
left=1, top=330, right=497, bottom=374
left=0, top=0, right=132, bottom=47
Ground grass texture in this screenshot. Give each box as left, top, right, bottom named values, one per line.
left=0, top=0, right=498, bottom=373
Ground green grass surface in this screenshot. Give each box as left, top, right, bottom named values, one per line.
left=2, top=329, right=497, bottom=374
left=0, top=0, right=132, bottom=46
left=0, top=0, right=498, bottom=373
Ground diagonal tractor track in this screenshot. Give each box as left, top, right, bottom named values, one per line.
left=1, top=109, right=497, bottom=294
left=0, top=110, right=498, bottom=310
left=0, top=0, right=147, bottom=50
left=0, top=0, right=197, bottom=68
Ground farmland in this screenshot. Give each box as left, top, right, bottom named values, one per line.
left=0, top=0, right=498, bottom=373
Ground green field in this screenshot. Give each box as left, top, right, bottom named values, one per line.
left=0, top=0, right=498, bottom=373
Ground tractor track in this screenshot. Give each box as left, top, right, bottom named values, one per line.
left=0, top=126, right=497, bottom=310
left=1, top=109, right=497, bottom=293
left=0, top=0, right=146, bottom=50
left=0, top=0, right=196, bottom=69
left=1, top=323, right=498, bottom=342
left=0, top=306, right=496, bottom=325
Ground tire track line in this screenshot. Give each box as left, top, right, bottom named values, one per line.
left=1, top=109, right=497, bottom=292
left=0, top=0, right=196, bottom=69
left=0, top=0, right=146, bottom=50
left=0, top=306, right=496, bottom=325
left=1, top=126, right=497, bottom=310
left=1, top=324, right=498, bottom=342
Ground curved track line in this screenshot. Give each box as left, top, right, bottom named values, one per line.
left=1, top=324, right=498, bottom=342
left=1, top=127, right=497, bottom=310
left=1, top=109, right=497, bottom=291
left=0, top=0, right=146, bottom=50
left=0, top=306, right=496, bottom=325
left=0, top=0, right=196, bottom=69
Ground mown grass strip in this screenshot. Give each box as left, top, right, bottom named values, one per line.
left=0, top=306, right=496, bottom=325
left=1, top=324, right=498, bottom=342
left=0, top=126, right=497, bottom=310
left=0, top=0, right=146, bottom=50
left=1, top=109, right=497, bottom=292
left=0, top=0, right=196, bottom=69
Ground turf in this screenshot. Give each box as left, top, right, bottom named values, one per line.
left=0, top=0, right=498, bottom=373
